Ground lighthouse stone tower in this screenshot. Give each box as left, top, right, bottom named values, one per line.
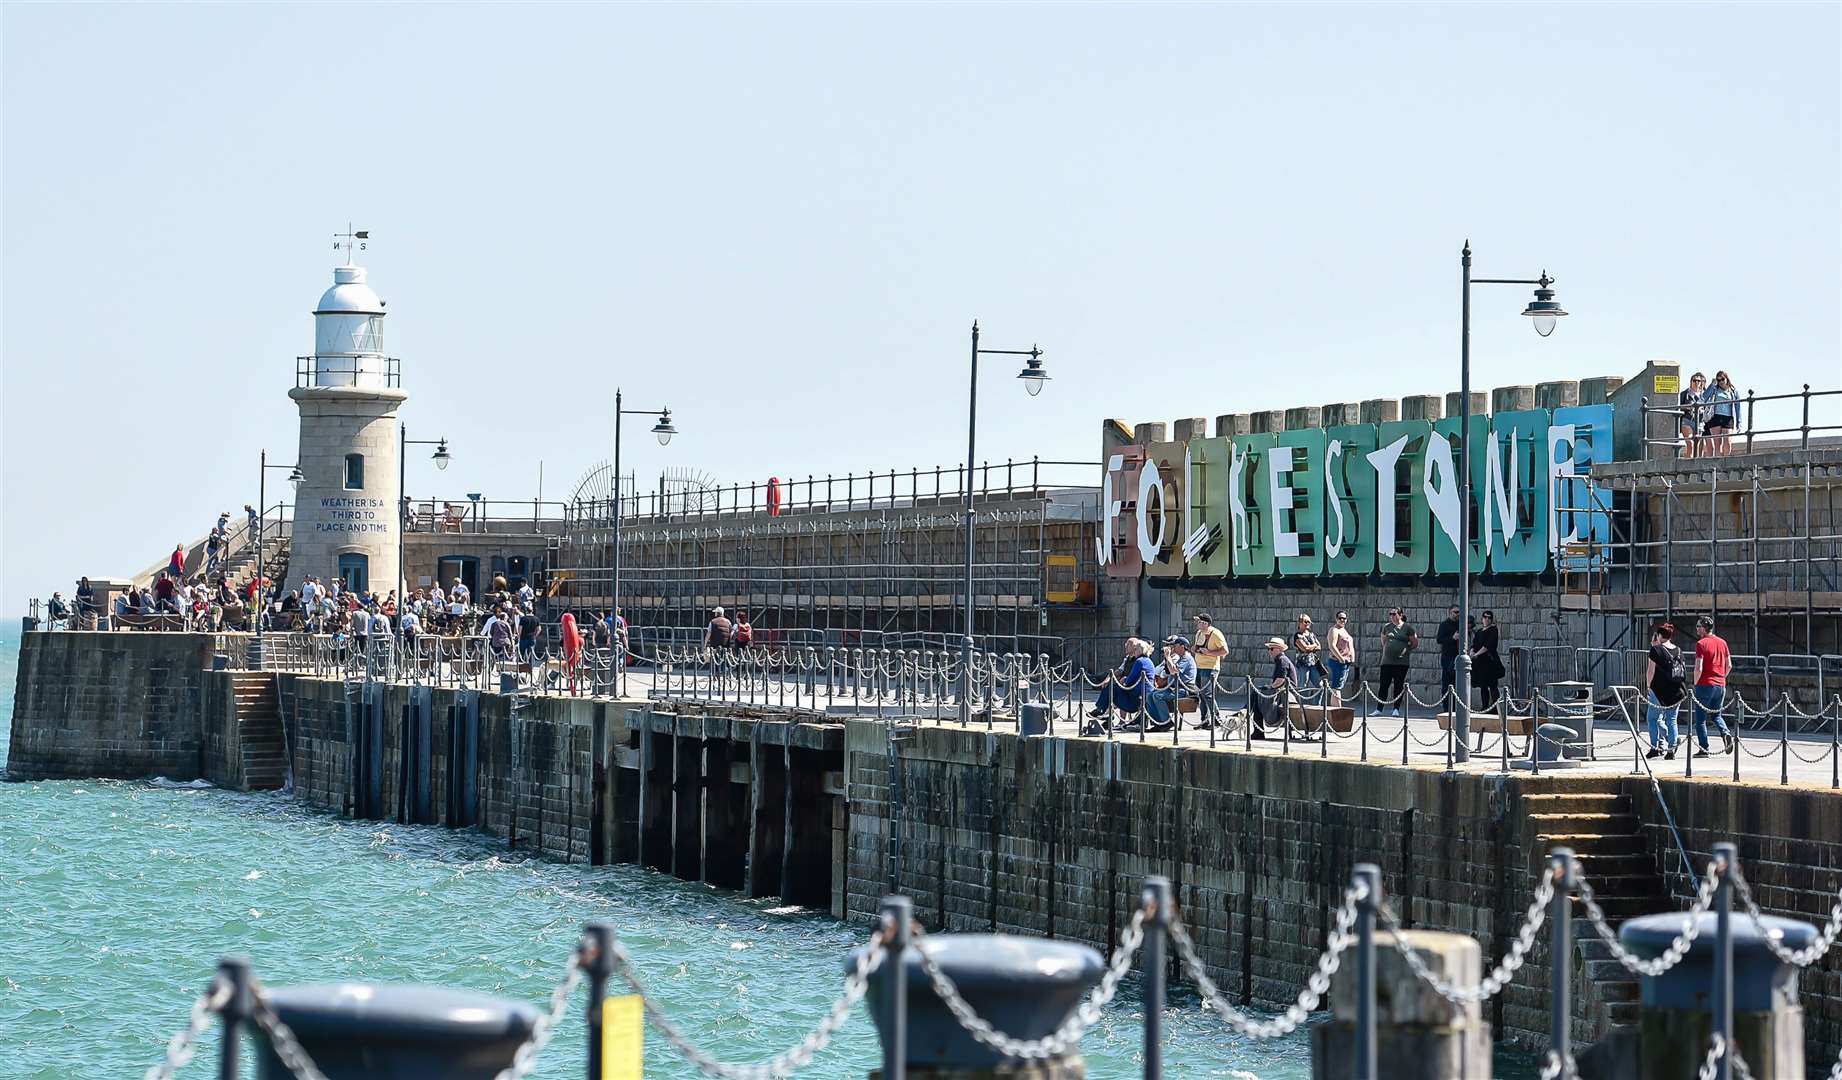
left=287, top=247, right=405, bottom=598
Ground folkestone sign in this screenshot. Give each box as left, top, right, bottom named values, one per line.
left=1098, top=403, right=1614, bottom=581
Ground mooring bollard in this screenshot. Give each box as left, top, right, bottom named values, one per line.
left=1618, top=843, right=1819, bottom=1080
left=1310, top=917, right=1490, bottom=1080
left=1143, top=877, right=1172, bottom=1080
left=859, top=930, right=1103, bottom=1078
left=252, top=983, right=539, bottom=1079
left=1353, top=865, right=1379, bottom=1080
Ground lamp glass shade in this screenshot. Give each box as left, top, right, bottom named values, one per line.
left=432, top=442, right=452, bottom=470
left=652, top=416, right=676, bottom=446
left=287, top=468, right=303, bottom=491
left=1017, top=358, right=1049, bottom=397
left=1531, top=314, right=1557, bottom=337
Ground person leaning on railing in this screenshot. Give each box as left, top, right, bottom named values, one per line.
left=1702, top=371, right=1742, bottom=457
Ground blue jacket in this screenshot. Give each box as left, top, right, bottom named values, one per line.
left=1113, top=655, right=1157, bottom=708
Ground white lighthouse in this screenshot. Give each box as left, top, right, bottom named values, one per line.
left=286, top=231, right=406, bottom=598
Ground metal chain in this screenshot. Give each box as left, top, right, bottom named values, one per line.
left=1538, top=1049, right=1579, bottom=1080
left=1579, top=858, right=1720, bottom=976
left=913, top=904, right=1148, bottom=1060
left=143, top=977, right=231, bottom=1080
left=1732, top=869, right=1842, bottom=968
left=612, top=925, right=886, bottom=1078
left=249, top=989, right=334, bottom=1080
left=491, top=947, right=584, bottom=1080
left=1695, top=1033, right=1757, bottom=1080
left=1167, top=881, right=1367, bottom=1040
left=1378, top=871, right=1554, bottom=1003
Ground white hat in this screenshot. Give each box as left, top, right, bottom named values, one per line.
left=712, top=606, right=724, bottom=616
left=1265, top=637, right=1288, bottom=649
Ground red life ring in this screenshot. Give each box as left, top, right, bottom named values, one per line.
left=766, top=477, right=782, bottom=516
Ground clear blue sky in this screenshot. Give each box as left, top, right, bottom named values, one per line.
left=3, top=3, right=1837, bottom=611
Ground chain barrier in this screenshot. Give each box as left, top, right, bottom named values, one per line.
left=1166, top=881, right=1367, bottom=1040
left=1579, top=857, right=1721, bottom=976
left=913, top=904, right=1148, bottom=1060
left=490, top=947, right=585, bottom=1080
left=1695, top=1033, right=1757, bottom=1080
left=1378, top=870, right=1555, bottom=1003
left=609, top=925, right=886, bottom=1078
left=249, top=989, right=333, bottom=1080
left=143, top=978, right=232, bottom=1080
left=1732, top=869, right=1842, bottom=968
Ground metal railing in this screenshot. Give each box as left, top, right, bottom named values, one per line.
left=563, top=457, right=1099, bottom=528
left=293, top=355, right=401, bottom=389
left=1642, top=382, right=1842, bottom=458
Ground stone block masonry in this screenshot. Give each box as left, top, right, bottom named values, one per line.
left=6, top=631, right=215, bottom=781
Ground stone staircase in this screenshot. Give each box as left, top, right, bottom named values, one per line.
left=230, top=672, right=288, bottom=791
left=1525, top=791, right=1668, bottom=1038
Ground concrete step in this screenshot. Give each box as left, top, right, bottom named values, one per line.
left=1570, top=853, right=1658, bottom=878
left=1529, top=812, right=1642, bottom=835
left=1534, top=832, right=1648, bottom=856
left=1524, top=793, right=1631, bottom=815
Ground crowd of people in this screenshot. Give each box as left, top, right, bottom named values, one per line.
left=1082, top=607, right=1512, bottom=738
left=1675, top=370, right=1743, bottom=458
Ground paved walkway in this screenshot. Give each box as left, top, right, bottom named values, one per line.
left=564, top=669, right=1842, bottom=789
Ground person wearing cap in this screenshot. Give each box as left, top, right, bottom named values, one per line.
left=705, top=606, right=733, bottom=650
left=1251, top=637, right=1299, bottom=739
left=1141, top=635, right=1198, bottom=731
left=1191, top=614, right=1227, bottom=728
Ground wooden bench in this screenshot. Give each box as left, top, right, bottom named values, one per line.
left=1282, top=704, right=1355, bottom=733
left=1436, top=711, right=1534, bottom=736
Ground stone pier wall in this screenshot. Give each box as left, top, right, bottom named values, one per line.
left=5, top=631, right=215, bottom=780
left=9, top=633, right=1842, bottom=1069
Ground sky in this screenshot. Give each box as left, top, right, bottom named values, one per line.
left=2, top=2, right=1837, bottom=612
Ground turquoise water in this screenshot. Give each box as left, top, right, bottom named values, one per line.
left=0, top=627, right=1527, bottom=1078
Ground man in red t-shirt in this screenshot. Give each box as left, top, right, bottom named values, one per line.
left=1689, top=615, right=1734, bottom=757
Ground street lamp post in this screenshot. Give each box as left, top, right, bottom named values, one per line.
left=612, top=388, right=677, bottom=698
left=960, top=321, right=1049, bottom=723
left=256, top=449, right=302, bottom=628
left=398, top=426, right=451, bottom=623
left=1455, top=241, right=1567, bottom=762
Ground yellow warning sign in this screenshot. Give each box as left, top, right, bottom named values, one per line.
left=1654, top=374, right=1680, bottom=395
left=602, top=995, right=644, bottom=1079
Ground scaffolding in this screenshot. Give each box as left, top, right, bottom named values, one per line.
left=548, top=459, right=1106, bottom=665
left=1545, top=441, right=1842, bottom=709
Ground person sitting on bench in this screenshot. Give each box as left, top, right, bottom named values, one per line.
left=1251, top=638, right=1299, bottom=740
left=1086, top=638, right=1156, bottom=732
left=1143, top=635, right=1199, bottom=731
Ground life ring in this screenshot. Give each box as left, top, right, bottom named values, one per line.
left=767, top=477, right=782, bottom=516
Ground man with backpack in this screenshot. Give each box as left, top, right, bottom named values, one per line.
left=1643, top=622, right=1689, bottom=759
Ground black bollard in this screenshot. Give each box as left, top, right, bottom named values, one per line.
left=253, top=984, right=539, bottom=1080
left=859, top=932, right=1103, bottom=1078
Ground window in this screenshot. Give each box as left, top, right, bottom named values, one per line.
left=345, top=453, right=364, bottom=490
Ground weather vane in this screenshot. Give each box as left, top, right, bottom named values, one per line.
left=332, top=223, right=370, bottom=264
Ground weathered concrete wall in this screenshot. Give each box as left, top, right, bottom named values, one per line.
left=5, top=631, right=216, bottom=781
